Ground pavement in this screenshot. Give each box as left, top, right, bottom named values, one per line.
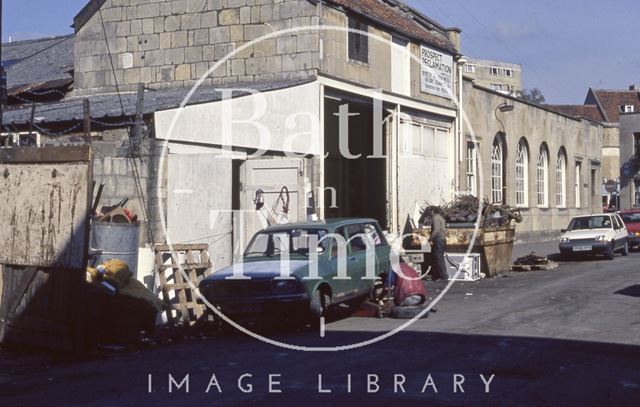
left=1, top=244, right=639, bottom=406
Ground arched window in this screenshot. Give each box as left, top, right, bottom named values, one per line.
left=537, top=145, right=549, bottom=207
left=556, top=150, right=567, bottom=207
left=491, top=138, right=504, bottom=204
left=515, top=139, right=529, bottom=207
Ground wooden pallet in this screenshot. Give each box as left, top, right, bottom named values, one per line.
left=154, top=244, right=213, bottom=327
left=510, top=261, right=559, bottom=272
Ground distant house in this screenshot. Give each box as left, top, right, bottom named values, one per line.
left=547, top=85, right=640, bottom=209
left=462, top=57, right=522, bottom=96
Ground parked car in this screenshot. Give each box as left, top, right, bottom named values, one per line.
left=559, top=214, right=629, bottom=260
left=199, top=219, right=391, bottom=323
left=620, top=209, right=640, bottom=249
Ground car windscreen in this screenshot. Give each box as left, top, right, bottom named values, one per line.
left=567, top=216, right=612, bottom=231
left=621, top=213, right=640, bottom=223
left=244, top=229, right=330, bottom=257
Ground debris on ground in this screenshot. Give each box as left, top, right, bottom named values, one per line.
left=511, top=252, right=559, bottom=271
left=84, top=259, right=166, bottom=347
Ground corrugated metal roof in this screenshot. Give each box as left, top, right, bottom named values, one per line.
left=3, top=78, right=317, bottom=126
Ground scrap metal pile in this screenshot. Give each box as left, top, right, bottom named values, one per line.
left=419, top=195, right=523, bottom=228
left=511, top=252, right=558, bottom=272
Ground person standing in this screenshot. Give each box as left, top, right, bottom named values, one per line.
left=429, top=208, right=448, bottom=281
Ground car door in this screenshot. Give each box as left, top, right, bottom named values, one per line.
left=326, top=226, right=358, bottom=302
left=343, top=223, right=371, bottom=299
left=614, top=214, right=628, bottom=247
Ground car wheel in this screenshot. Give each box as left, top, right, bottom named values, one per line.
left=606, top=241, right=615, bottom=260
left=310, top=288, right=329, bottom=320
left=621, top=241, right=629, bottom=256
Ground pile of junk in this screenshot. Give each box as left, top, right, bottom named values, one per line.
left=406, top=195, right=524, bottom=279
left=418, top=195, right=523, bottom=228
left=83, top=184, right=165, bottom=345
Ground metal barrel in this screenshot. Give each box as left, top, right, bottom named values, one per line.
left=90, top=222, right=140, bottom=277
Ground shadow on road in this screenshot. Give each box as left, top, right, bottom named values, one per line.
left=615, top=285, right=640, bottom=298
left=2, top=326, right=640, bottom=406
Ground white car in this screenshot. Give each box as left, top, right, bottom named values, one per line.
left=559, top=214, right=629, bottom=260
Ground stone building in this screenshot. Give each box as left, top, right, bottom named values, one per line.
left=2, top=0, right=608, bottom=272
left=5, top=0, right=470, bottom=274
left=462, top=57, right=522, bottom=96
left=548, top=85, right=640, bottom=209
left=462, top=79, right=604, bottom=242
left=619, top=113, right=640, bottom=209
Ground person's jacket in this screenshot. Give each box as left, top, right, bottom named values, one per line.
left=430, top=213, right=447, bottom=241
left=394, top=263, right=427, bottom=306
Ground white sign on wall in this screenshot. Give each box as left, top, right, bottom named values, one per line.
left=420, top=45, right=454, bottom=99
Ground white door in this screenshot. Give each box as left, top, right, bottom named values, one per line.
left=240, top=158, right=305, bottom=248
left=391, top=37, right=411, bottom=96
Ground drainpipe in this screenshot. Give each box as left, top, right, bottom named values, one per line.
left=456, top=56, right=468, bottom=193
left=393, top=105, right=401, bottom=234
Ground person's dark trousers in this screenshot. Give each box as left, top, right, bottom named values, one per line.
left=431, top=238, right=448, bottom=280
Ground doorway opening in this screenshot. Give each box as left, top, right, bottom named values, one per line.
left=323, top=93, right=389, bottom=229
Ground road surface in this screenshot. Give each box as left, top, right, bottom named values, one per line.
left=1, top=247, right=639, bottom=406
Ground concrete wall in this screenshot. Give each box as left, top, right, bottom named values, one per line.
left=463, top=81, right=603, bottom=242
left=619, top=113, right=640, bottom=209
left=74, top=0, right=320, bottom=95
left=92, top=137, right=167, bottom=247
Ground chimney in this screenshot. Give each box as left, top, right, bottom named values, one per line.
left=630, top=84, right=638, bottom=91
left=445, top=27, right=462, bottom=53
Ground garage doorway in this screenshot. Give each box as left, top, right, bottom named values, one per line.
left=323, top=94, right=389, bottom=229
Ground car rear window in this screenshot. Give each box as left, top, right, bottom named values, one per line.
left=621, top=213, right=640, bottom=223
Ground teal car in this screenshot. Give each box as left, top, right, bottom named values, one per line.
left=199, top=219, right=391, bottom=321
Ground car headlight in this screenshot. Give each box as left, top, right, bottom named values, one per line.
left=272, top=279, right=300, bottom=293
left=635, top=232, right=640, bottom=237
left=560, top=237, right=570, bottom=243
left=595, top=235, right=606, bottom=241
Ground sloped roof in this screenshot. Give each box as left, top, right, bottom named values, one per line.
left=2, top=78, right=316, bottom=126
left=1, top=35, right=74, bottom=89
left=587, top=88, right=640, bottom=123
left=324, top=0, right=458, bottom=53
left=544, top=104, right=605, bottom=123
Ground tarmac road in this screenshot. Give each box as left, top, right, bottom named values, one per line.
left=1, top=247, right=639, bottom=406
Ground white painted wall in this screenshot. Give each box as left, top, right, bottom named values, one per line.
left=154, top=82, right=322, bottom=156
left=167, top=154, right=233, bottom=270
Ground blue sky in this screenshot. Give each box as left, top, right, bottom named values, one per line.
left=3, top=0, right=639, bottom=104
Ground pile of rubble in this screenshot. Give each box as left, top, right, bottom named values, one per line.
left=511, top=252, right=559, bottom=272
